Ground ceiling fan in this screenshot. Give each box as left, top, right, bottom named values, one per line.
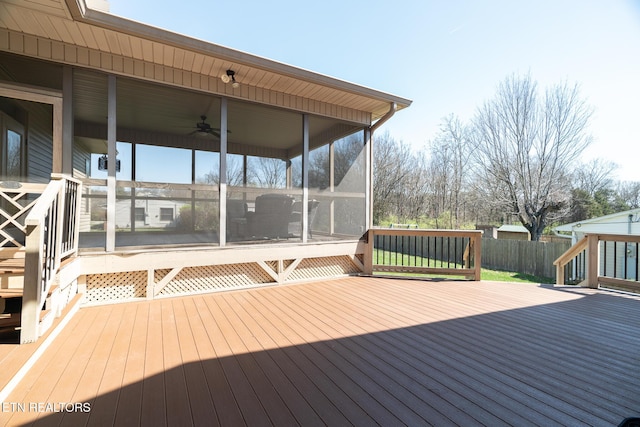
left=190, top=115, right=227, bottom=138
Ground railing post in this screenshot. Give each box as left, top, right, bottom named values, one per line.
left=53, top=180, right=65, bottom=271
left=556, top=262, right=565, bottom=285
left=364, top=229, right=373, bottom=275
left=473, top=233, right=482, bottom=281
left=20, top=223, right=44, bottom=344
left=587, top=234, right=600, bottom=289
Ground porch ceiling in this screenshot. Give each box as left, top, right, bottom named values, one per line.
left=0, top=0, right=411, bottom=122
left=70, top=68, right=350, bottom=156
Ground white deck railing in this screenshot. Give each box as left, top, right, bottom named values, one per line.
left=18, top=175, right=82, bottom=343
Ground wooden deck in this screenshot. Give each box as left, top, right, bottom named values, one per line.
left=1, top=277, right=639, bottom=426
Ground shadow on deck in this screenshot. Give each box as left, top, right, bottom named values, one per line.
left=2, top=278, right=639, bottom=426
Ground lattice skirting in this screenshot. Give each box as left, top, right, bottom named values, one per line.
left=287, top=256, right=361, bottom=282
left=83, top=255, right=362, bottom=303
left=85, top=271, right=147, bottom=304
left=157, top=263, right=274, bottom=297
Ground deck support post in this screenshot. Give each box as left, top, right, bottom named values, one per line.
left=105, top=75, right=117, bottom=252
left=364, top=229, right=373, bottom=275
left=302, top=114, right=309, bottom=243
left=219, top=97, right=228, bottom=246
left=473, top=233, right=482, bottom=281
left=329, top=141, right=335, bottom=235
left=20, top=223, right=43, bottom=343
left=587, top=234, right=600, bottom=288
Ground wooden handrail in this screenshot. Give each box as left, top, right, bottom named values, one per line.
left=20, top=175, right=82, bottom=344
left=554, top=236, right=588, bottom=267
left=364, top=228, right=482, bottom=280
left=554, top=233, right=640, bottom=291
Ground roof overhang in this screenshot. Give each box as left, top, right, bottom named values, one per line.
left=0, top=0, right=411, bottom=123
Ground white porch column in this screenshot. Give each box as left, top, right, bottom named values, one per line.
left=106, top=75, right=117, bottom=252
left=365, top=127, right=372, bottom=230
left=302, top=114, right=309, bottom=243
left=219, top=97, right=228, bottom=246
left=329, top=141, right=335, bottom=235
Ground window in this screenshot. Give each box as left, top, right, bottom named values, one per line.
left=134, top=207, right=145, bottom=222
left=1, top=112, right=25, bottom=179
left=160, top=207, right=174, bottom=222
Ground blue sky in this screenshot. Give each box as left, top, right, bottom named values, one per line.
left=106, top=0, right=640, bottom=182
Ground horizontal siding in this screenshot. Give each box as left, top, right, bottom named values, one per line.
left=24, top=100, right=53, bottom=181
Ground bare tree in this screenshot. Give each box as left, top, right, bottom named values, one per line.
left=573, top=158, right=618, bottom=197
left=372, top=132, right=417, bottom=224
left=247, top=157, right=286, bottom=188
left=429, top=114, right=473, bottom=228
left=616, top=181, right=640, bottom=209
left=200, top=154, right=245, bottom=186
left=471, top=73, right=593, bottom=240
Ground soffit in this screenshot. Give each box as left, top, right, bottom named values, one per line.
left=0, top=0, right=411, bottom=122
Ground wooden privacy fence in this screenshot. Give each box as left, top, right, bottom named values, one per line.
left=482, top=239, right=571, bottom=279
left=363, top=228, right=482, bottom=280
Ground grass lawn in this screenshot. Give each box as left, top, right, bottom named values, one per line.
left=480, top=268, right=555, bottom=284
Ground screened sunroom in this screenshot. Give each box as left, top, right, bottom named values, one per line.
left=72, top=69, right=369, bottom=251
left=0, top=0, right=410, bottom=316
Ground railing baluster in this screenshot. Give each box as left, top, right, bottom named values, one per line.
left=624, top=242, right=628, bottom=280
left=635, top=242, right=640, bottom=282
left=613, top=241, right=618, bottom=278
left=367, top=228, right=482, bottom=280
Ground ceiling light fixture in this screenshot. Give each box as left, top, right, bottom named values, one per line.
left=221, top=69, right=239, bottom=88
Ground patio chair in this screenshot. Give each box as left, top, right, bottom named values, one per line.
left=289, top=200, right=320, bottom=238
left=226, top=199, right=248, bottom=239
left=246, top=194, right=295, bottom=239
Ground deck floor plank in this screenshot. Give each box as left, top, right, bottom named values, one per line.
left=1, top=307, right=95, bottom=427
left=2, top=278, right=640, bottom=427
left=203, top=295, right=299, bottom=426
left=218, top=293, right=325, bottom=427
left=160, top=299, right=194, bottom=427
left=312, top=280, right=577, bottom=425
left=57, top=303, right=128, bottom=427
left=140, top=300, right=167, bottom=427
left=171, top=298, right=219, bottom=427
left=238, top=290, right=378, bottom=426
left=195, top=296, right=270, bottom=426
left=301, top=281, right=527, bottom=427
left=261, top=286, right=414, bottom=426
left=184, top=296, right=245, bottom=427
left=84, top=302, right=138, bottom=426
left=112, top=301, right=149, bottom=427
left=369, top=279, right=640, bottom=415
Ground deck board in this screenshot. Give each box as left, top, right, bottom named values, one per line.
left=2, top=277, right=640, bottom=426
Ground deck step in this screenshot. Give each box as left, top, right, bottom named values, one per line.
left=0, top=286, right=60, bottom=334
left=0, top=313, right=20, bottom=330
left=0, top=249, right=26, bottom=275
left=0, top=289, right=23, bottom=299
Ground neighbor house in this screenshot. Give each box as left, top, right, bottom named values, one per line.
left=0, top=0, right=411, bottom=342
